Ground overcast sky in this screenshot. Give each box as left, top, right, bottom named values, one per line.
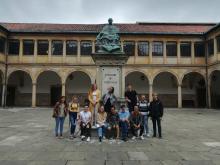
left=0, top=0, right=220, bottom=24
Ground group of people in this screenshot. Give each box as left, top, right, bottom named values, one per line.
left=52, top=84, right=164, bottom=142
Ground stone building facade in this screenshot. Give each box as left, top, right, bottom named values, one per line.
left=0, top=22, right=220, bottom=108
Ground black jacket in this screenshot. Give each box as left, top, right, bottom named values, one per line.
left=149, top=99, right=163, bottom=118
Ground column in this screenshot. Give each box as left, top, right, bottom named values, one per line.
left=163, top=41, right=167, bottom=64
left=77, top=40, right=81, bottom=63
left=149, top=41, right=152, bottom=64
left=149, top=83, right=153, bottom=102
left=32, top=83, right=36, bottom=107
left=19, top=39, right=23, bottom=62
left=214, top=37, right=217, bottom=61
left=63, top=40, right=66, bottom=63
left=177, top=41, right=181, bottom=64
left=191, top=41, right=195, bottom=64
left=48, top=39, right=52, bottom=62
left=207, top=83, right=211, bottom=108
left=121, top=69, right=125, bottom=98
left=1, top=84, right=5, bottom=106
left=62, top=83, right=66, bottom=96
left=178, top=84, right=182, bottom=108
left=92, top=40, right=95, bottom=53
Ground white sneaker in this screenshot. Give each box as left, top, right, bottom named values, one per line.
left=140, top=136, right=144, bottom=140
left=146, top=134, right=151, bottom=137
left=103, top=136, right=106, bottom=140
left=81, top=135, right=85, bottom=140
left=86, top=137, right=91, bottom=142
left=132, top=136, right=136, bottom=140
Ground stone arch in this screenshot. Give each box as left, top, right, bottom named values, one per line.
left=7, top=68, right=33, bottom=83
left=35, top=68, right=62, bottom=84
left=180, top=70, right=206, bottom=85
left=152, top=70, right=180, bottom=85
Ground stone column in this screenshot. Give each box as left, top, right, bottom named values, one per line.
left=32, top=83, right=36, bottom=108
left=77, top=40, right=81, bottom=63
left=178, top=83, right=182, bottom=108
left=191, top=41, right=195, bottom=64
left=177, top=41, right=181, bottom=64
left=214, top=37, right=217, bottom=61
left=63, top=40, right=66, bottom=63
left=121, top=69, right=125, bottom=98
left=62, top=83, right=66, bottom=96
left=19, top=39, right=23, bottom=62
left=149, top=83, right=153, bottom=102
left=207, top=84, right=211, bottom=108
left=121, top=41, right=124, bottom=52
left=163, top=41, right=167, bottom=64
left=1, top=84, right=5, bottom=106
left=48, top=39, right=52, bottom=62
left=92, top=40, right=95, bottom=53
left=149, top=41, right=152, bottom=64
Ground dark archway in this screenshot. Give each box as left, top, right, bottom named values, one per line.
left=210, top=70, right=220, bottom=109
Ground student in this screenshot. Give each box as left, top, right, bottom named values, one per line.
left=130, top=106, right=144, bottom=140
left=68, top=96, right=80, bottom=139
left=149, top=93, right=164, bottom=139
left=137, top=95, right=150, bottom=137
left=79, top=102, right=92, bottom=142
left=118, top=105, right=130, bottom=141
left=125, top=84, right=138, bottom=113
left=53, top=96, right=68, bottom=139
left=106, top=106, right=120, bottom=139
left=88, top=83, right=101, bottom=126
left=102, top=87, right=117, bottom=114
left=97, top=105, right=107, bottom=142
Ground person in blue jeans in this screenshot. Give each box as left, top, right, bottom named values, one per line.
left=118, top=105, right=130, bottom=141
left=53, top=96, right=68, bottom=139
left=97, top=105, right=107, bottom=142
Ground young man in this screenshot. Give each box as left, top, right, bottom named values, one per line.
left=124, top=84, right=138, bottom=113
left=137, top=95, right=150, bottom=137
left=118, top=105, right=130, bottom=141
left=79, top=102, right=92, bottom=142
left=130, top=106, right=144, bottom=140
left=148, top=93, right=164, bottom=139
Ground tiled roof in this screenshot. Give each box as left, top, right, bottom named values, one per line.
left=0, top=22, right=217, bottom=35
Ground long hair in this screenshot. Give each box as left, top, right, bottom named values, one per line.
left=58, top=96, right=68, bottom=106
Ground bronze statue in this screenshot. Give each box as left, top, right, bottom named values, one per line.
left=96, top=18, right=123, bottom=54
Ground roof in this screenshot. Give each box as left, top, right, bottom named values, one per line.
left=0, top=22, right=217, bottom=35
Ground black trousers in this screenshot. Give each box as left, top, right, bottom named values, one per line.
left=131, top=125, right=144, bottom=137
left=80, top=122, right=91, bottom=137
left=152, top=117, right=162, bottom=137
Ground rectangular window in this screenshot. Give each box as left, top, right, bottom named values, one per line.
left=8, top=39, right=20, bottom=55
left=194, top=42, right=205, bottom=57
left=23, top=40, right=34, bottom=55
left=52, top=40, right=63, bottom=55
left=152, top=41, right=163, bottom=56
left=166, top=42, right=177, bottom=57
left=138, top=41, right=149, bottom=56
left=208, top=39, right=214, bottom=56
left=123, top=41, right=135, bottom=56
left=66, top=40, right=77, bottom=55
left=80, top=41, right=92, bottom=55
left=0, top=37, right=6, bottom=53
left=180, top=42, right=191, bottom=57
left=217, top=36, right=220, bottom=53
left=37, top=40, right=48, bottom=55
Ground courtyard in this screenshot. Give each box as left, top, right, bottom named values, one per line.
left=0, top=108, right=219, bottom=165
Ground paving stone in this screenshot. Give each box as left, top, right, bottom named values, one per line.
left=127, top=152, right=148, bottom=160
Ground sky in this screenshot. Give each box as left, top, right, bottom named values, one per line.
left=0, top=0, right=220, bottom=24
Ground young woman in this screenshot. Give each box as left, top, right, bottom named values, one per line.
left=68, top=96, right=80, bottom=139
left=130, top=106, right=144, bottom=140
left=102, top=86, right=117, bottom=114
left=88, top=83, right=101, bottom=126
left=97, top=105, right=107, bottom=142
left=53, top=96, right=68, bottom=139
left=106, top=106, right=120, bottom=139
left=79, top=102, right=92, bottom=142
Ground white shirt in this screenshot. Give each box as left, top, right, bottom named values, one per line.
left=80, top=111, right=91, bottom=124
left=92, top=91, right=97, bottom=102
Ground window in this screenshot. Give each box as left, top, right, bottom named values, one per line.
left=52, top=40, right=63, bottom=55
left=180, top=42, right=191, bottom=57
left=166, top=42, right=177, bottom=57
left=37, top=40, right=48, bottom=55
left=23, top=40, right=34, bottom=55
left=138, top=41, right=149, bottom=56
left=152, top=41, right=163, bottom=56
left=0, top=37, right=6, bottom=53
left=208, top=39, right=214, bottom=56
left=123, top=41, right=135, bottom=56
left=194, top=42, right=205, bottom=57
left=8, top=39, right=20, bottom=55
left=80, top=41, right=92, bottom=55
left=66, top=40, right=77, bottom=55
left=217, top=36, right=220, bottom=53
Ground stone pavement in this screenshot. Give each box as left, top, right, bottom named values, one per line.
left=0, top=107, right=220, bottom=165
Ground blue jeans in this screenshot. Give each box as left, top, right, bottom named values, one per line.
left=142, top=115, right=149, bottom=134
left=69, top=112, right=78, bottom=135
left=120, top=121, right=129, bottom=139
left=55, top=117, right=65, bottom=136
left=97, top=125, right=106, bottom=137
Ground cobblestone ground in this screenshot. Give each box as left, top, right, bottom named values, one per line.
left=0, top=108, right=220, bottom=165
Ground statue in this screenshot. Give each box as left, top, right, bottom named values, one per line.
left=96, top=18, right=123, bottom=54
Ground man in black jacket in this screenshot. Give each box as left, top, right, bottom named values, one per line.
left=149, top=93, right=163, bottom=138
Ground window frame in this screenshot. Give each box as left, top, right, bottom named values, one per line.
left=152, top=41, right=163, bottom=56
left=66, top=40, right=78, bottom=56
left=123, top=41, right=135, bottom=56
left=166, top=41, right=177, bottom=57
left=180, top=42, right=191, bottom=57
left=137, top=41, right=149, bottom=56
left=8, top=39, right=20, bottom=55
left=37, top=40, right=49, bottom=55
left=0, top=36, right=6, bottom=54
left=194, top=42, right=205, bottom=57
left=80, top=40, right=92, bottom=56
left=23, top=39, right=34, bottom=55
left=52, top=40, right=63, bottom=56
